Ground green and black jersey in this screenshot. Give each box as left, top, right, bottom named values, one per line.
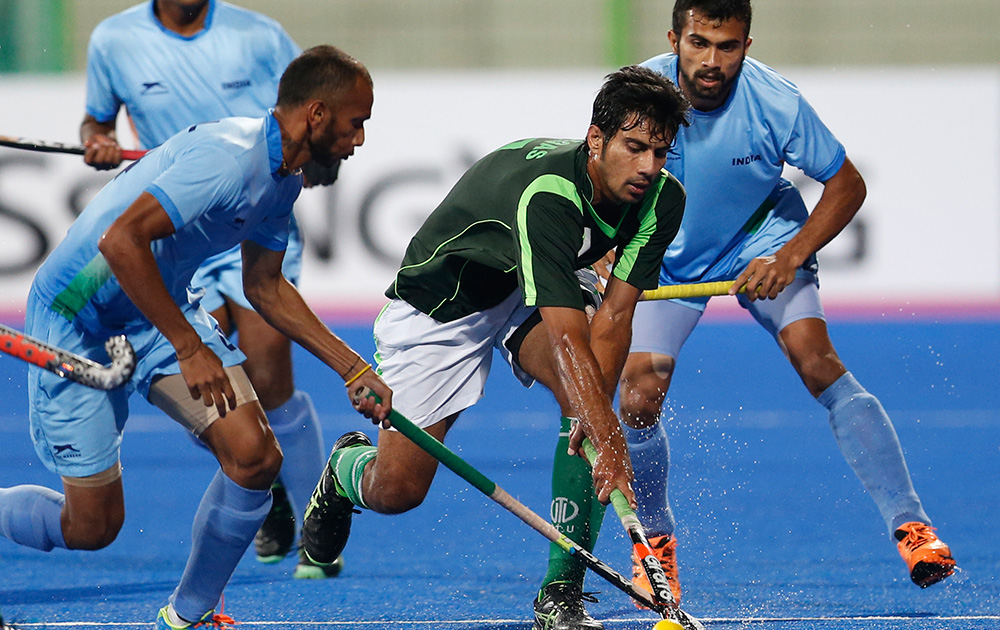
left=387, top=139, right=685, bottom=322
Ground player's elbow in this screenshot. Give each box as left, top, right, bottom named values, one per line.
left=98, top=225, right=135, bottom=269
left=242, top=281, right=266, bottom=312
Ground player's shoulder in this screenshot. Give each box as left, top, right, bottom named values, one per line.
left=639, top=52, right=677, bottom=76
left=656, top=168, right=686, bottom=204
left=738, top=57, right=803, bottom=102
left=90, top=3, right=153, bottom=46
left=484, top=138, right=582, bottom=167
left=170, top=117, right=264, bottom=162
left=214, top=1, right=291, bottom=37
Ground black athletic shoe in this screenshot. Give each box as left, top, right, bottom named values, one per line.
left=293, top=544, right=345, bottom=579
left=254, top=480, right=296, bottom=563
left=532, top=582, right=604, bottom=630
left=300, top=431, right=371, bottom=566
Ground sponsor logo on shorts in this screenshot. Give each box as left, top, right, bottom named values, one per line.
left=222, top=79, right=251, bottom=90
left=53, top=444, right=82, bottom=458
left=550, top=497, right=579, bottom=534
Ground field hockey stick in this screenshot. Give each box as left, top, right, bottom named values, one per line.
left=0, top=135, right=146, bottom=161
left=641, top=280, right=745, bottom=301
left=581, top=439, right=681, bottom=611
left=356, top=390, right=705, bottom=630
left=0, top=323, right=135, bottom=390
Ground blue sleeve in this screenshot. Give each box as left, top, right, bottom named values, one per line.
left=783, top=94, right=846, bottom=183
left=84, top=28, right=121, bottom=124
left=145, top=146, right=243, bottom=229
left=248, top=205, right=292, bottom=252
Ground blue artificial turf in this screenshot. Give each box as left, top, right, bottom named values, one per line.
left=0, top=318, right=996, bottom=629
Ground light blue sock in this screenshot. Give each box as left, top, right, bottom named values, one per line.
left=0, top=486, right=67, bottom=551
left=267, top=390, right=324, bottom=518
left=170, top=471, right=271, bottom=622
left=818, top=372, right=930, bottom=534
left=624, top=422, right=675, bottom=537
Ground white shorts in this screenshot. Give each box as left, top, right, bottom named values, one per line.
left=373, top=292, right=537, bottom=429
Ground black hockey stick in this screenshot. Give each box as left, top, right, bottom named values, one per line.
left=0, top=134, right=146, bottom=161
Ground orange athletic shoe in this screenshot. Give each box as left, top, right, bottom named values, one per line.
left=895, top=521, right=956, bottom=588
left=631, top=534, right=681, bottom=608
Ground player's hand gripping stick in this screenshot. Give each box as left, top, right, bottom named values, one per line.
left=0, top=134, right=147, bottom=161
left=581, top=439, right=697, bottom=630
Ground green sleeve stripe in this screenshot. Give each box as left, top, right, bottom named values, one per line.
left=49, top=254, right=113, bottom=321
left=395, top=219, right=511, bottom=278
left=516, top=175, right=583, bottom=306
left=614, top=172, right=665, bottom=281
left=392, top=219, right=511, bottom=314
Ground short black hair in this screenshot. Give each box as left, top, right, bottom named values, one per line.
left=277, top=45, right=371, bottom=108
left=591, top=65, right=690, bottom=145
left=672, top=0, right=753, bottom=39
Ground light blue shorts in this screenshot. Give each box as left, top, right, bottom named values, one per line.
left=630, top=276, right=825, bottom=359
left=191, top=213, right=303, bottom=313
left=25, top=291, right=246, bottom=478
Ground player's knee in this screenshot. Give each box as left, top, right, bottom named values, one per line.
left=619, top=362, right=672, bottom=428
left=372, top=480, right=428, bottom=515
left=65, top=510, right=124, bottom=550
left=796, top=352, right=846, bottom=397
left=225, top=441, right=282, bottom=490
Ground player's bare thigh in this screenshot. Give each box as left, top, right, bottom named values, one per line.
left=149, top=368, right=281, bottom=489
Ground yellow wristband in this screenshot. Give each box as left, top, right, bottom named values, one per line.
left=344, top=363, right=371, bottom=387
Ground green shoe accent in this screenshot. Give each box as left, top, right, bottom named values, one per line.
left=294, top=552, right=345, bottom=579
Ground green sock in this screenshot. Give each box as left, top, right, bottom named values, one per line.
left=540, top=416, right=607, bottom=591
left=329, top=444, right=377, bottom=509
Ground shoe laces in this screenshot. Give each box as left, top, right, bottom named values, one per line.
left=654, top=536, right=678, bottom=574
left=544, top=582, right=599, bottom=613
left=192, top=613, right=236, bottom=629
left=192, top=596, right=237, bottom=629
left=636, top=535, right=677, bottom=573
left=898, top=523, right=939, bottom=552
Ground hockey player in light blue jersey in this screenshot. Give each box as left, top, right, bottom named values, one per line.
left=80, top=0, right=339, bottom=578
left=0, top=47, right=387, bottom=629
left=605, top=0, right=957, bottom=609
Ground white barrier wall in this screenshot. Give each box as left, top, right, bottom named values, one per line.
left=0, top=69, right=998, bottom=317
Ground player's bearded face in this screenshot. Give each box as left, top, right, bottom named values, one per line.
left=671, top=11, right=750, bottom=110
left=590, top=118, right=670, bottom=206
left=310, top=78, right=373, bottom=167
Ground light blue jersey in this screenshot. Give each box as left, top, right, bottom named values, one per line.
left=640, top=54, right=845, bottom=285
left=85, top=0, right=303, bottom=311
left=32, top=114, right=301, bottom=338
left=85, top=0, right=299, bottom=148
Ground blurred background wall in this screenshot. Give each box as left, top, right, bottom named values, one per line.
left=0, top=0, right=998, bottom=317
left=1, top=0, right=999, bottom=73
